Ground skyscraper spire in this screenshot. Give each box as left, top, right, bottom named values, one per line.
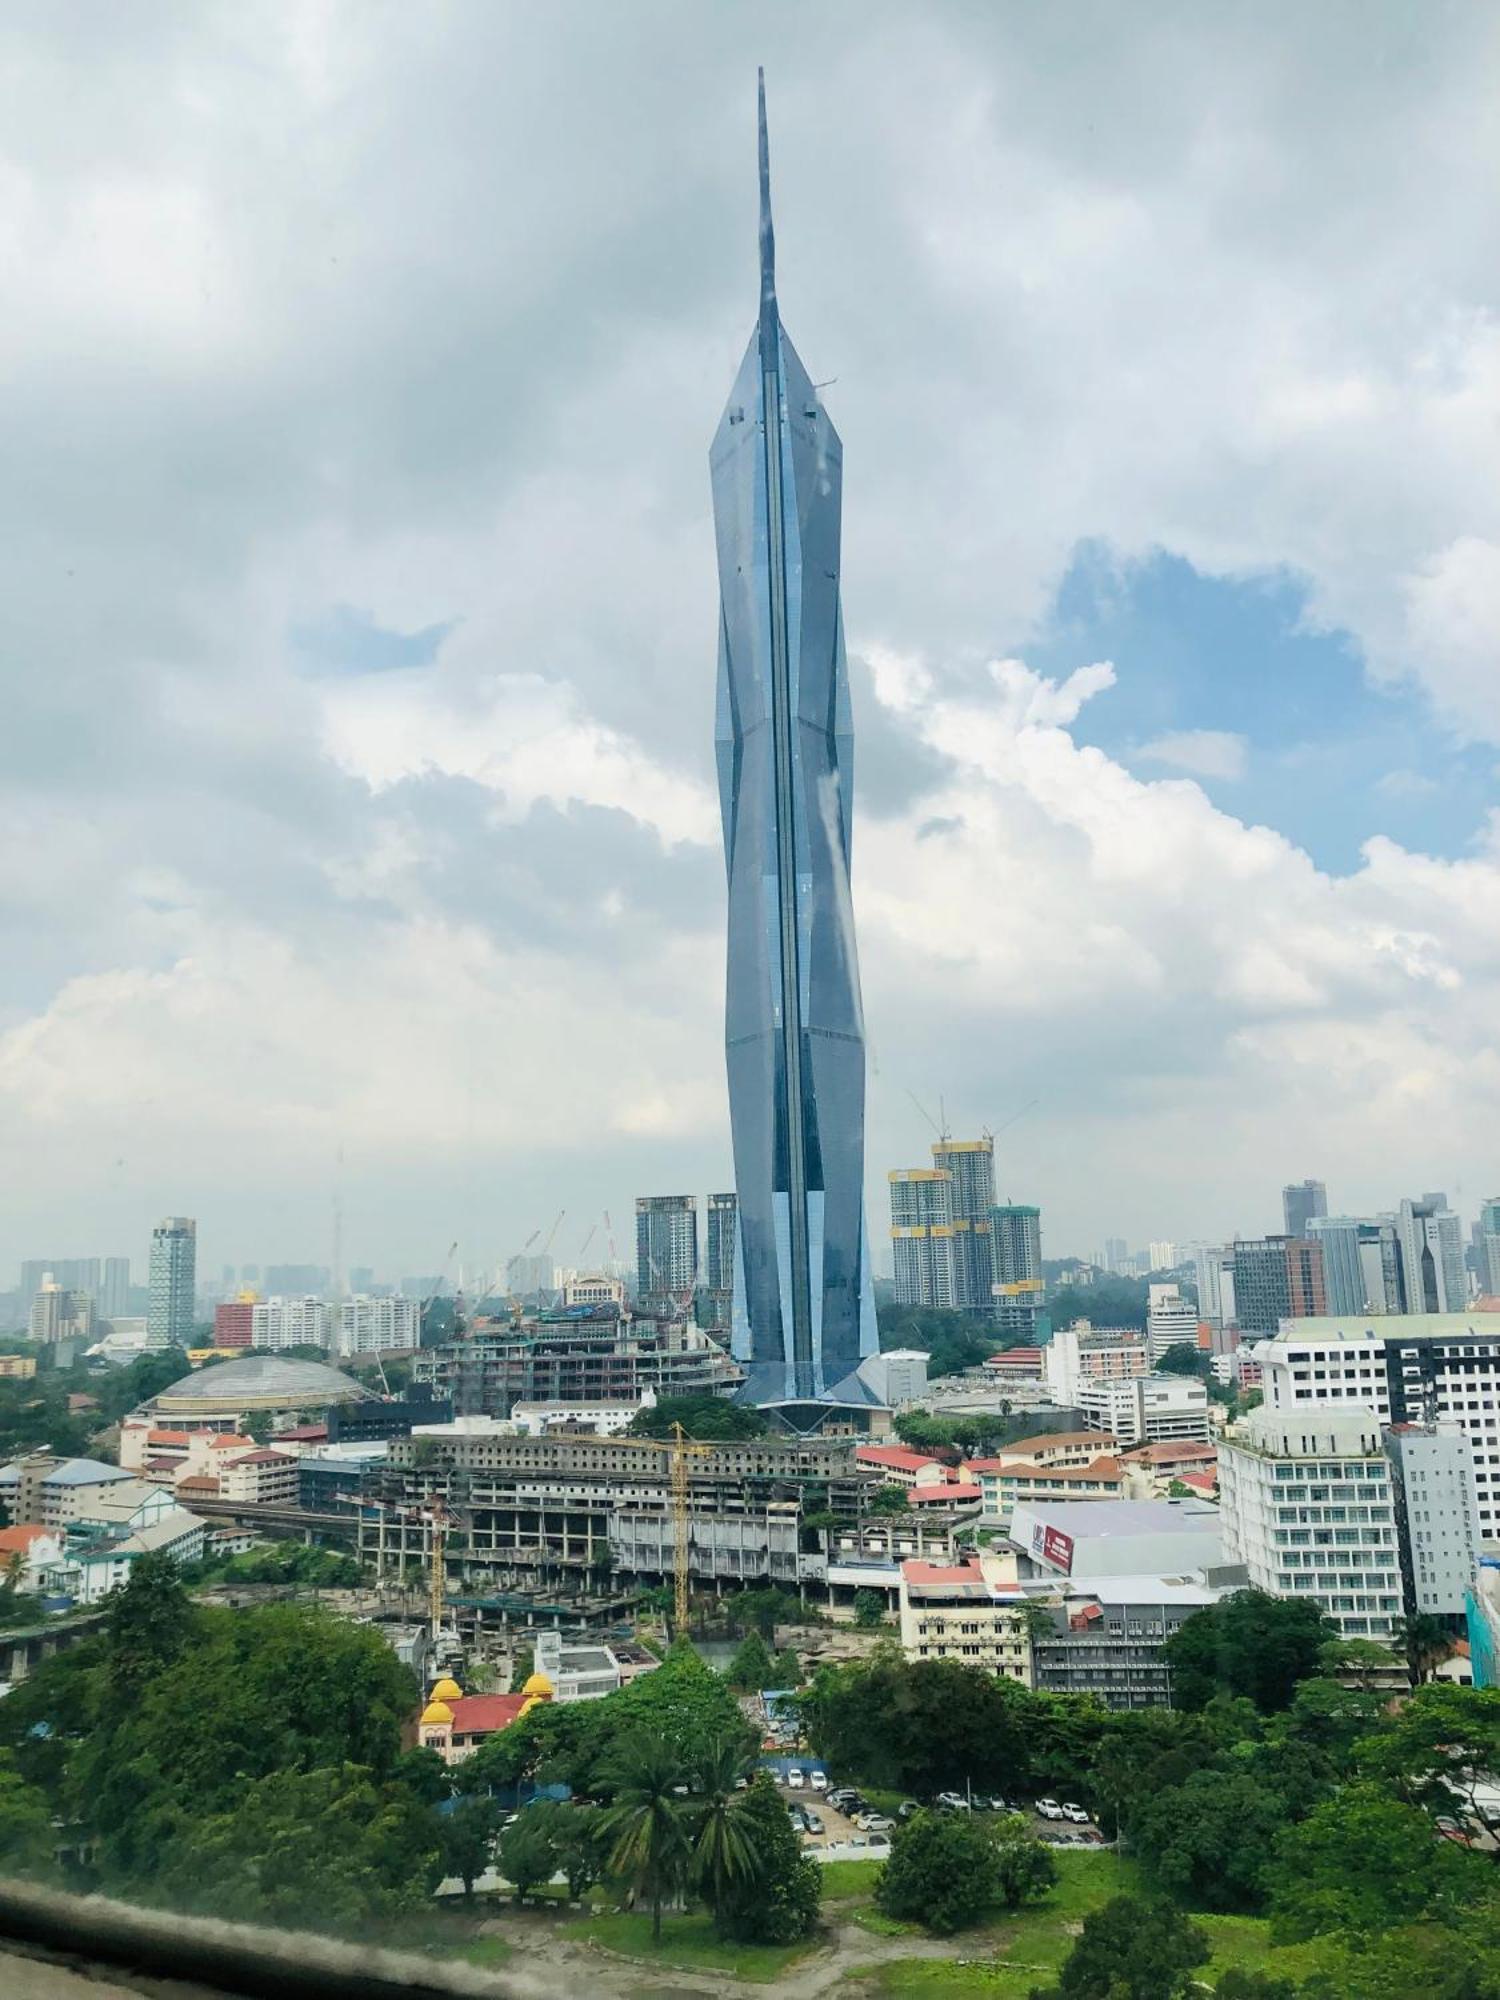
left=711, top=74, right=879, bottom=1419
left=757, top=68, right=777, bottom=345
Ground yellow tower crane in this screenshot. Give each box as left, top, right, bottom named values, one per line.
left=613, top=1422, right=713, bottom=1638
left=426, top=1499, right=451, bottom=1641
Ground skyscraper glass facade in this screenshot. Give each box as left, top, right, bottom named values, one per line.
left=148, top=1216, right=196, bottom=1348
left=711, top=78, right=877, bottom=1410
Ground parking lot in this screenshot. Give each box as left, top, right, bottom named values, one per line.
left=765, top=1762, right=1106, bottom=1856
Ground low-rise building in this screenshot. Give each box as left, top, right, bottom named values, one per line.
left=1079, top=1374, right=1210, bottom=1446
left=1045, top=1322, right=1149, bottom=1404
left=0, top=1456, right=138, bottom=1531
left=64, top=1506, right=207, bottom=1604
left=298, top=1440, right=390, bottom=1515
left=220, top=1450, right=301, bottom=1507
left=897, top=1554, right=1033, bottom=1685
left=983, top=1348, right=1045, bottom=1382
left=854, top=1444, right=958, bottom=1490
left=1031, top=1571, right=1243, bottom=1708
left=416, top=1672, right=551, bottom=1764
left=510, top=1391, right=655, bottom=1437
left=1119, top=1440, right=1219, bottom=1498
left=0, top=1524, right=66, bottom=1590
left=969, top=1453, right=1126, bottom=1525
left=533, top=1629, right=661, bottom=1700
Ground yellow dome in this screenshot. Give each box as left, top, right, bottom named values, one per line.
left=419, top=1699, right=454, bottom=1725
left=429, top=1676, right=463, bottom=1702
left=521, top=1671, right=554, bottom=1699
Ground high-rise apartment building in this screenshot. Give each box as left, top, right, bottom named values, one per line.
left=251, top=1295, right=330, bottom=1350
left=1148, top=1241, right=1177, bottom=1271
left=148, top=1217, right=197, bottom=1348
left=1385, top=1421, right=1480, bottom=1618
left=1218, top=1405, right=1403, bottom=1640
left=336, top=1293, right=420, bottom=1356
left=1145, top=1281, right=1199, bottom=1360
left=932, top=1138, right=995, bottom=1317
left=506, top=1253, right=555, bottom=1297
left=889, top=1170, right=957, bottom=1309
left=99, top=1257, right=131, bottom=1320
left=19, top=1259, right=101, bottom=1311
left=212, top=1298, right=256, bottom=1349
left=1282, top=1179, right=1328, bottom=1238
left=1194, top=1244, right=1236, bottom=1328
left=1395, top=1197, right=1467, bottom=1315
left=635, top=1195, right=699, bottom=1309
left=991, top=1202, right=1043, bottom=1337
left=713, top=79, right=877, bottom=1411
left=1102, top=1237, right=1129, bottom=1274
left=1231, top=1235, right=1326, bottom=1332
left=700, top=1193, right=738, bottom=1335
left=1480, top=1199, right=1500, bottom=1298
left=27, top=1276, right=93, bottom=1345
left=1250, top=1313, right=1500, bottom=1538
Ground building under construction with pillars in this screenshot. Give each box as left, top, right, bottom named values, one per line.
left=413, top=1304, right=741, bottom=1416
left=360, top=1428, right=885, bottom=1611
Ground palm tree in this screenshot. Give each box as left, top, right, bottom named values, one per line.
left=1394, top=1611, right=1453, bottom=1686
left=598, top=1733, right=692, bottom=1943
left=691, top=1735, right=763, bottom=1918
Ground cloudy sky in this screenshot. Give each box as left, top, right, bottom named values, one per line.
left=2, top=1, right=1498, bottom=1288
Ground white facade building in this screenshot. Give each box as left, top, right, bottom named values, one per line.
left=336, top=1293, right=420, bottom=1356
left=252, top=1295, right=331, bottom=1350
left=1146, top=1283, right=1199, bottom=1362
left=1217, top=1405, right=1403, bottom=1640
left=1252, top=1314, right=1500, bottom=1539
left=853, top=1349, right=929, bottom=1407
left=1045, top=1321, right=1150, bottom=1404
left=1385, top=1422, right=1480, bottom=1618
left=1079, top=1373, right=1210, bottom=1446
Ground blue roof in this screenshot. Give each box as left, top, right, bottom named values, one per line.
left=43, top=1459, right=134, bottom=1487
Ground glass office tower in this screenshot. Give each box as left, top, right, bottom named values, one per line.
left=710, top=75, right=878, bottom=1413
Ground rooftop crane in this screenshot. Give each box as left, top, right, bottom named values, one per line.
left=613, top=1423, right=714, bottom=1637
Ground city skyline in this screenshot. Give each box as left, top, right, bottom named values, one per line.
left=1, top=10, right=1498, bottom=1272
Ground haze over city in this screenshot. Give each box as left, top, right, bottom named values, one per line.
left=3, top=3, right=1499, bottom=1281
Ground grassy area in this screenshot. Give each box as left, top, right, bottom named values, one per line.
left=819, top=1858, right=886, bottom=1899
left=454, top=1937, right=514, bottom=1967
left=558, top=1909, right=819, bottom=1982
left=856, top=1852, right=1340, bottom=1998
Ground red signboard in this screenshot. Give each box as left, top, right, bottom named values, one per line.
left=1039, top=1524, right=1074, bottom=1574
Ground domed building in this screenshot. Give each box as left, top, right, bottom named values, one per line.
left=416, top=1672, right=545, bottom=1765
left=140, top=1353, right=367, bottom=1428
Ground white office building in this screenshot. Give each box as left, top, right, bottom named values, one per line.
left=1395, top=1198, right=1468, bottom=1315
left=1080, top=1373, right=1210, bottom=1446
left=1384, top=1422, right=1480, bottom=1618
left=1146, top=1283, right=1199, bottom=1362
left=1045, top=1320, right=1150, bottom=1404
left=1251, top=1314, right=1500, bottom=1540
left=854, top=1349, right=929, bottom=1407
left=336, top=1293, right=420, bottom=1356
left=1194, top=1245, right=1236, bottom=1328
left=1218, top=1405, right=1404, bottom=1640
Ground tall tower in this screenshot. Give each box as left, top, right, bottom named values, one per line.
left=148, top=1216, right=197, bottom=1348
left=635, top=1195, right=699, bottom=1312
left=711, top=75, right=878, bottom=1413
left=932, top=1138, right=996, bottom=1316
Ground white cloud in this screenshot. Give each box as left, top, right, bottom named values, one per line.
left=1135, top=730, right=1249, bottom=781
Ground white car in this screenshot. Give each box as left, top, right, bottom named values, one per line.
left=1037, top=1798, right=1064, bottom=1820
left=1062, top=1803, right=1090, bottom=1824
left=810, top=1770, right=828, bottom=1792
left=786, top=1766, right=805, bottom=1789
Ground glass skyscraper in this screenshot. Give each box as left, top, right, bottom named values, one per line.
left=711, top=76, right=878, bottom=1413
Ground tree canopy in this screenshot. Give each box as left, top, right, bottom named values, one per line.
left=628, top=1394, right=767, bottom=1440
left=1164, top=1590, right=1334, bottom=1712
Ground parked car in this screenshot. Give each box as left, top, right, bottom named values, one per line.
left=935, top=1790, right=971, bottom=1812
left=849, top=1833, right=890, bottom=1850
left=734, top=1776, right=748, bottom=1790
left=859, top=1814, right=895, bottom=1834
left=896, top=1800, right=921, bottom=1821
left=1062, top=1803, right=1090, bottom=1824
left=786, top=1767, right=805, bottom=1789
left=1037, top=1798, right=1064, bottom=1820
left=809, top=1769, right=828, bottom=1792
left=802, top=1808, right=825, bottom=1834
left=984, top=1796, right=1015, bottom=1814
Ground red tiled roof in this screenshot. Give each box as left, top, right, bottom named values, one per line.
left=984, top=1348, right=1043, bottom=1367
left=0, top=1524, right=53, bottom=1553
left=230, top=1450, right=297, bottom=1467
left=176, top=1475, right=221, bottom=1494
left=147, top=1429, right=196, bottom=1447
left=856, top=1445, right=944, bottom=1474
left=1120, top=1441, right=1218, bottom=1464
left=905, top=1482, right=982, bottom=1505
left=978, top=1431, right=1118, bottom=1459
left=273, top=1424, right=329, bottom=1442
left=449, top=1693, right=528, bottom=1733
left=980, top=1455, right=1124, bottom=1483
left=209, top=1435, right=254, bottom=1450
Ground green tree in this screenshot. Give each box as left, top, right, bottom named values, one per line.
left=597, top=1733, right=692, bottom=1942
left=1355, top=1683, right=1500, bottom=1840
left=876, top=1303, right=999, bottom=1378
left=727, top=1628, right=776, bottom=1691
left=801, top=1652, right=1037, bottom=1798
left=690, top=1735, right=762, bottom=1917
left=1266, top=1785, right=1483, bottom=1941
left=1035, top=1895, right=1210, bottom=2000
left=731, top=1585, right=803, bottom=1640
left=629, top=1394, right=767, bottom=1441
left=868, top=1486, right=910, bottom=1518
left=1214, top=1975, right=1301, bottom=2000
left=1129, top=1769, right=1283, bottom=1911
left=1317, top=1636, right=1403, bottom=1690
left=1164, top=1591, right=1334, bottom=1713
left=773, top=1645, right=801, bottom=1688
left=547, top=1801, right=603, bottom=1902
left=993, top=1817, right=1058, bottom=1909
left=100, top=1548, right=194, bottom=1717
left=1392, top=1611, right=1456, bottom=1685
left=876, top=1809, right=1002, bottom=1935
left=711, top=1770, right=820, bottom=1944
left=497, top=1810, right=558, bottom=1905
left=442, top=1794, right=503, bottom=1897
left=391, top=1745, right=452, bottom=1806
left=0, top=1752, right=53, bottom=1875
left=1155, top=1344, right=1207, bottom=1377
left=853, top=1588, right=887, bottom=1628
